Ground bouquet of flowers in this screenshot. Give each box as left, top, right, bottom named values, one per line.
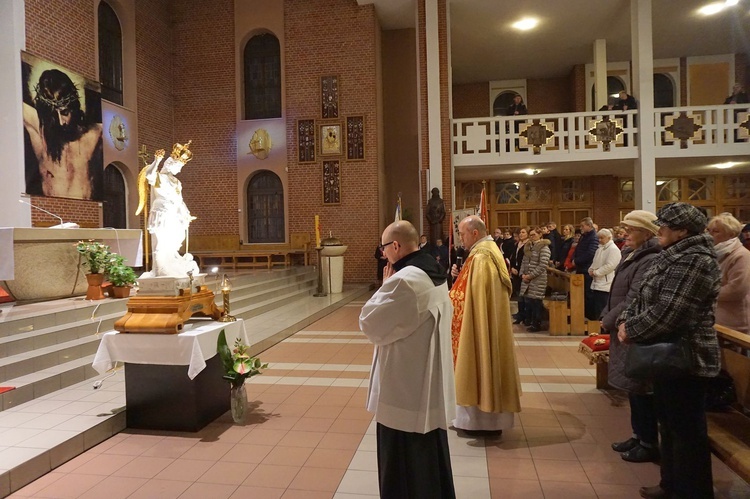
left=217, top=329, right=267, bottom=388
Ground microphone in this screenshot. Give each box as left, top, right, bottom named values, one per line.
left=19, top=199, right=79, bottom=228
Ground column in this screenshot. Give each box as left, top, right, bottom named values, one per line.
left=594, top=39, right=608, bottom=110
left=0, top=0, right=30, bottom=227
left=631, top=0, right=656, bottom=210
left=425, top=0, right=442, bottom=194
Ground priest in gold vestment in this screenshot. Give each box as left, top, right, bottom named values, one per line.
left=450, top=216, right=522, bottom=434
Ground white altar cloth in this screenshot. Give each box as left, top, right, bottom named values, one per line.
left=92, top=319, right=247, bottom=379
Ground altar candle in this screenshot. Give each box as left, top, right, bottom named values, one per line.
left=314, top=215, right=321, bottom=248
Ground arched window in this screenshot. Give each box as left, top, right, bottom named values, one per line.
left=247, top=171, right=284, bottom=242
left=590, top=76, right=625, bottom=110
left=98, top=1, right=123, bottom=105
left=103, top=163, right=127, bottom=228
left=493, top=92, right=519, bottom=116
left=654, top=73, right=675, bottom=108
left=243, top=33, right=281, bottom=120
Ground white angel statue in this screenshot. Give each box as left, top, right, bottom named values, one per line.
left=136, top=141, right=200, bottom=278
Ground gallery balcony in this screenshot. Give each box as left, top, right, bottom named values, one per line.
left=451, top=105, right=750, bottom=172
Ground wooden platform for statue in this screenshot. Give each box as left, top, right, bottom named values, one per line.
left=114, top=285, right=221, bottom=334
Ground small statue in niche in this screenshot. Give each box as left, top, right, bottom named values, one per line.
left=426, top=187, right=446, bottom=246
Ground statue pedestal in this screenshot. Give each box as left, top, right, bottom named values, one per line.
left=115, top=277, right=220, bottom=334
left=137, top=274, right=206, bottom=296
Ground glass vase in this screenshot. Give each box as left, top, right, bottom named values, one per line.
left=230, top=383, right=247, bottom=424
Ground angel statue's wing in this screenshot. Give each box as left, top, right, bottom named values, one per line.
left=135, top=166, right=149, bottom=216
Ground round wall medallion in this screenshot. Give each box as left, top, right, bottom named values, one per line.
left=249, top=129, right=272, bottom=160
left=108, top=115, right=128, bottom=151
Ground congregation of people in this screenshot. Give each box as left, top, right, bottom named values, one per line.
left=364, top=202, right=750, bottom=498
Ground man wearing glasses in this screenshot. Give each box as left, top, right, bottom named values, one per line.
left=360, top=220, right=457, bottom=499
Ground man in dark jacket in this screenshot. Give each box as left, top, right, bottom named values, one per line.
left=545, top=221, right=562, bottom=267
left=574, top=217, right=599, bottom=320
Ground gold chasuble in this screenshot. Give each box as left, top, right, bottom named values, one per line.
left=449, top=239, right=521, bottom=414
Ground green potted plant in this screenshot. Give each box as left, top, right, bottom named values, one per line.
left=76, top=240, right=111, bottom=300
left=105, top=254, right=138, bottom=299
left=217, top=329, right=267, bottom=423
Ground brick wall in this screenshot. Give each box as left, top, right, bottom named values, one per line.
left=452, top=82, right=488, bottom=118
left=570, top=64, right=586, bottom=112
left=171, top=0, right=238, bottom=236
left=25, top=0, right=101, bottom=226
left=285, top=0, right=380, bottom=283
left=135, top=0, right=174, bottom=155
left=592, top=175, right=620, bottom=228
left=527, top=77, right=572, bottom=114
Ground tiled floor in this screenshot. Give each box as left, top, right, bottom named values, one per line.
left=8, top=296, right=750, bottom=498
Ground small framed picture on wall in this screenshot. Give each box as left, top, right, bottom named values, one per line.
left=321, top=75, right=339, bottom=119
left=345, top=115, right=365, bottom=161
left=320, top=123, right=341, bottom=156
left=323, top=160, right=341, bottom=205
left=297, top=119, right=316, bottom=163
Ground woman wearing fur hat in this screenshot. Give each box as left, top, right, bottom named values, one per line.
left=708, top=213, right=750, bottom=334
left=618, top=203, right=720, bottom=499
left=602, top=211, right=661, bottom=464
left=519, top=227, right=551, bottom=332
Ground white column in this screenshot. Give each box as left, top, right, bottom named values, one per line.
left=425, top=0, right=442, bottom=193
left=631, top=0, right=656, bottom=211
left=0, top=0, right=30, bottom=227
left=594, top=39, right=608, bottom=110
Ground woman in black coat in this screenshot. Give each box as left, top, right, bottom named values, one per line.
left=601, top=211, right=661, bottom=463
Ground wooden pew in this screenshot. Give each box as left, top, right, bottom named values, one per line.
left=543, top=267, right=586, bottom=336
left=707, top=324, right=750, bottom=484
left=187, top=233, right=313, bottom=271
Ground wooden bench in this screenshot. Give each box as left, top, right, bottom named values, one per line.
left=707, top=324, right=750, bottom=484
left=543, top=268, right=586, bottom=336
left=187, top=233, right=313, bottom=271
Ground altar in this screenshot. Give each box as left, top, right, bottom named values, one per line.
left=0, top=227, right=142, bottom=301
left=93, top=319, right=247, bottom=431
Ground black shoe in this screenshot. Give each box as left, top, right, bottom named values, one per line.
left=622, top=444, right=659, bottom=463
left=527, top=324, right=541, bottom=332
left=512, top=318, right=523, bottom=325
left=457, top=429, right=502, bottom=438
left=611, top=437, right=639, bottom=453
left=639, top=485, right=670, bottom=498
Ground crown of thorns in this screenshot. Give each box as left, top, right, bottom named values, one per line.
left=33, top=83, right=79, bottom=109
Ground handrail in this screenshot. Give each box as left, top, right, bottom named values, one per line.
left=715, top=324, right=750, bottom=350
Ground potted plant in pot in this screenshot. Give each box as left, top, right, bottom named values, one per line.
left=106, top=254, right=138, bottom=299
left=76, top=240, right=111, bottom=300
left=217, top=329, right=267, bottom=423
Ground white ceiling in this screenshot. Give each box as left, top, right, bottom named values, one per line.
left=364, top=0, right=750, bottom=83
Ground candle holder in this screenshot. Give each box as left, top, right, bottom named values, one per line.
left=313, top=247, right=327, bottom=297
left=218, top=274, right=237, bottom=322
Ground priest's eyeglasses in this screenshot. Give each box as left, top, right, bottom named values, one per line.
left=378, top=241, right=395, bottom=251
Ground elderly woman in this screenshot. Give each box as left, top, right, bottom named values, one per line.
left=588, top=228, right=622, bottom=321
left=708, top=213, right=750, bottom=334
left=602, top=211, right=661, bottom=463
left=618, top=203, right=720, bottom=499
left=520, top=227, right=551, bottom=332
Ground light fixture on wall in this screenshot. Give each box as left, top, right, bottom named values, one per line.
left=523, top=168, right=540, bottom=176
